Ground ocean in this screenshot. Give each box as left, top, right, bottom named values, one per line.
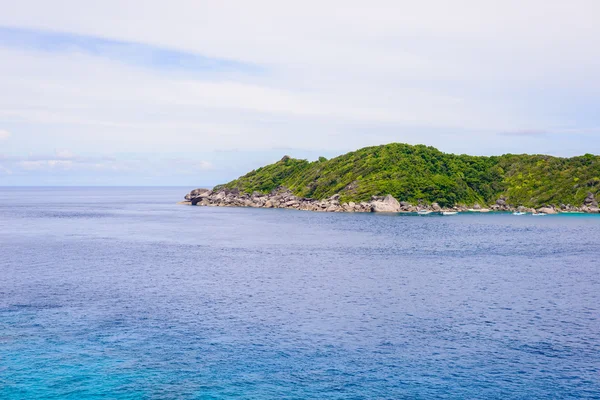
left=1, top=187, right=599, bottom=399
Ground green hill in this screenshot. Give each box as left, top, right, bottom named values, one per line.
left=214, top=143, right=600, bottom=208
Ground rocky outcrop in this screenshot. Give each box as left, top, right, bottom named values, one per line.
left=182, top=187, right=599, bottom=213
left=584, top=192, right=598, bottom=208
left=185, top=188, right=211, bottom=202
left=491, top=196, right=511, bottom=211
left=184, top=187, right=409, bottom=213
left=370, top=194, right=401, bottom=212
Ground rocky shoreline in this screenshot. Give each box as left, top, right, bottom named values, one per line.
left=181, top=188, right=600, bottom=214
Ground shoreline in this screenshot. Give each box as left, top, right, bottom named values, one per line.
left=182, top=188, right=600, bottom=215
left=178, top=202, right=599, bottom=216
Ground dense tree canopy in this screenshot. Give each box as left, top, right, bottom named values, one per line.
left=215, top=143, right=600, bottom=207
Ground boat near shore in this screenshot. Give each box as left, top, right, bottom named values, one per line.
left=441, top=211, right=459, bottom=216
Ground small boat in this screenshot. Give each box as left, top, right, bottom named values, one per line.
left=417, top=210, right=432, bottom=215
left=441, top=211, right=458, bottom=216
left=512, top=211, right=526, bottom=215
left=532, top=212, right=547, bottom=216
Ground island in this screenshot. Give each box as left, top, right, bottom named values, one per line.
left=182, top=143, right=600, bottom=214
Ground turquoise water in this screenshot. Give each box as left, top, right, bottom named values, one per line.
left=1, top=187, right=599, bottom=399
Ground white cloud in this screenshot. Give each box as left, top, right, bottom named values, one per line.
left=1, top=0, right=600, bottom=185
left=4, top=151, right=215, bottom=179
left=0, top=164, right=12, bottom=175
left=0, top=47, right=533, bottom=155
left=54, top=149, right=75, bottom=159
left=2, top=1, right=599, bottom=84
left=18, top=160, right=73, bottom=170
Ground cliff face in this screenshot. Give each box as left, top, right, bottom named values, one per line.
left=189, top=143, right=600, bottom=211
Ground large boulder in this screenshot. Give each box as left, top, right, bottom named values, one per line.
left=400, top=202, right=413, bottom=211
left=185, top=188, right=211, bottom=201
left=371, top=194, right=401, bottom=212
left=584, top=192, right=598, bottom=207
left=538, top=207, right=557, bottom=214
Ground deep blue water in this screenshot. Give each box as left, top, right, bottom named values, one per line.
left=1, top=187, right=599, bottom=399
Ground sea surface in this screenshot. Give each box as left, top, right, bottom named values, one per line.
left=1, top=187, right=599, bottom=399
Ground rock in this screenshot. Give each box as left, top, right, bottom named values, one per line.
left=538, top=207, right=557, bottom=214
left=185, top=185, right=561, bottom=215
left=584, top=192, right=598, bottom=207
left=371, top=194, right=401, bottom=212
left=191, top=188, right=210, bottom=196
left=185, top=188, right=211, bottom=201
left=342, top=203, right=355, bottom=212
left=399, top=202, right=413, bottom=211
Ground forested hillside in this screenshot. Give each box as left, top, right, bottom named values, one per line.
left=214, top=143, right=600, bottom=207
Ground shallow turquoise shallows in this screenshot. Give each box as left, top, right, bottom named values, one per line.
left=1, top=187, right=599, bottom=399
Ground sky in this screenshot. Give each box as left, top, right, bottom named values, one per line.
left=1, top=0, right=599, bottom=186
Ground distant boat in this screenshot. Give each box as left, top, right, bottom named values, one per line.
left=512, top=211, right=526, bottom=215
left=532, top=212, right=547, bottom=216
left=417, top=210, right=432, bottom=215
left=441, top=211, right=458, bottom=216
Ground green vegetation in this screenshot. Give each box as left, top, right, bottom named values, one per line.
left=214, top=143, right=600, bottom=207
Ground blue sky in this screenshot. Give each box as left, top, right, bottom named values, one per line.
left=0, top=26, right=261, bottom=75
left=1, top=0, right=599, bottom=186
